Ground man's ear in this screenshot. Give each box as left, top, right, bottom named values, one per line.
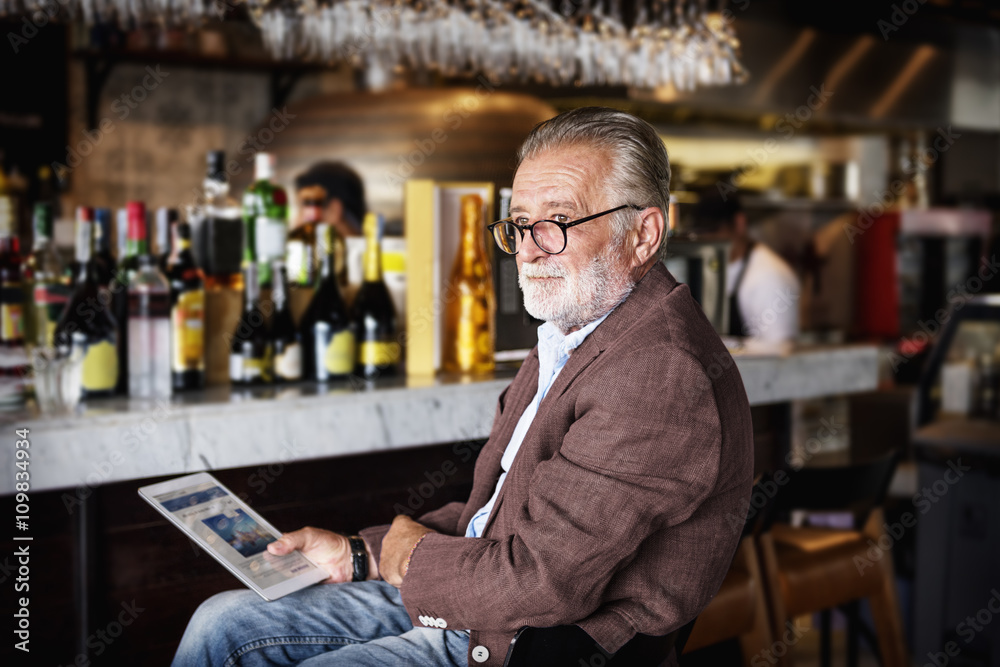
left=632, top=206, right=666, bottom=269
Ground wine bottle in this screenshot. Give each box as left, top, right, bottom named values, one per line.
left=229, top=262, right=272, bottom=385
left=126, top=201, right=171, bottom=398
left=23, top=202, right=68, bottom=348
left=167, top=221, right=206, bottom=391
left=443, top=193, right=496, bottom=374
left=351, top=212, right=399, bottom=379
left=0, top=193, right=24, bottom=348
left=93, top=208, right=118, bottom=289
left=197, top=150, right=244, bottom=291
left=154, top=207, right=177, bottom=274
left=270, top=260, right=302, bottom=383
left=115, top=201, right=147, bottom=396
left=302, top=223, right=354, bottom=382
left=241, top=152, right=288, bottom=289
left=286, top=193, right=322, bottom=288
left=54, top=218, right=119, bottom=398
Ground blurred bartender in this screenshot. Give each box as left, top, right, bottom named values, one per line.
left=293, top=161, right=366, bottom=238
left=692, top=186, right=801, bottom=345
left=287, top=161, right=366, bottom=290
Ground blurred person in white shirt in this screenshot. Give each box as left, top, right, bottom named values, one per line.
left=692, top=186, right=801, bottom=347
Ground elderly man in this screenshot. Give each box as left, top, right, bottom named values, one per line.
left=172, top=107, right=753, bottom=667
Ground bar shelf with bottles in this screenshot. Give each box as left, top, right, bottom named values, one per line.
left=0, top=149, right=416, bottom=410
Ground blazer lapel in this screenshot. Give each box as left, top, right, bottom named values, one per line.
left=460, top=349, right=540, bottom=525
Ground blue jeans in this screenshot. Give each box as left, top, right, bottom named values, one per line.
left=171, top=580, right=469, bottom=667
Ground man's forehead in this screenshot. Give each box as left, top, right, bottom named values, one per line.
left=512, top=148, right=607, bottom=210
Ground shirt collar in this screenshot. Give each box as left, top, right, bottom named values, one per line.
left=536, top=309, right=614, bottom=382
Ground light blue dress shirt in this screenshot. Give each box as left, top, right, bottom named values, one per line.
left=464, top=311, right=612, bottom=538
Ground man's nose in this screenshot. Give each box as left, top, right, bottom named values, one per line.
left=518, top=228, right=548, bottom=262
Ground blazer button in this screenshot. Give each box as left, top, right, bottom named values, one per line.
left=472, top=645, right=490, bottom=662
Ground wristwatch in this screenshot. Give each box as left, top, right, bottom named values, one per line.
left=348, top=535, right=368, bottom=582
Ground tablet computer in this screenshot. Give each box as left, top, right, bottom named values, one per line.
left=138, top=472, right=329, bottom=601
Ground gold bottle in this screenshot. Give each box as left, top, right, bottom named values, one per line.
left=443, top=194, right=495, bottom=374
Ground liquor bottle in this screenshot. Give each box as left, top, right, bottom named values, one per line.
left=270, top=260, right=302, bottom=383
left=302, top=224, right=354, bottom=382
left=125, top=201, right=171, bottom=398
left=94, top=207, right=126, bottom=394
left=64, top=206, right=91, bottom=288
left=229, top=262, right=272, bottom=385
left=166, top=221, right=205, bottom=391
left=0, top=193, right=24, bottom=348
left=115, top=208, right=128, bottom=260
left=54, top=218, right=118, bottom=398
left=197, top=150, right=244, bottom=291
left=93, top=208, right=117, bottom=286
left=351, top=212, right=399, bottom=379
left=241, top=152, right=288, bottom=289
left=115, top=201, right=148, bottom=396
left=286, top=193, right=322, bottom=288
left=23, top=202, right=68, bottom=348
left=154, top=207, right=177, bottom=274
left=33, top=165, right=61, bottom=220
left=442, top=194, right=495, bottom=374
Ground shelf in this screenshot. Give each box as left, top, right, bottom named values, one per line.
left=72, top=48, right=330, bottom=130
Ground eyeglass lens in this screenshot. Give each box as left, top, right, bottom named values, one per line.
left=493, top=220, right=566, bottom=255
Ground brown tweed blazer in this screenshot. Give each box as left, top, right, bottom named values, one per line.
left=361, top=262, right=754, bottom=666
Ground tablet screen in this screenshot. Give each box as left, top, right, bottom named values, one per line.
left=149, top=477, right=320, bottom=593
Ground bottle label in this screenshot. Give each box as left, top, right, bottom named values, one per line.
left=172, top=290, right=205, bottom=372
left=324, top=330, right=355, bottom=376
left=313, top=322, right=354, bottom=380
left=359, top=341, right=400, bottom=367
left=233, top=345, right=274, bottom=383
left=275, top=342, right=302, bottom=381
left=1, top=281, right=24, bottom=342
left=229, top=353, right=243, bottom=382
left=78, top=336, right=118, bottom=392
left=34, top=281, right=72, bottom=346
left=255, top=216, right=288, bottom=261
left=286, top=240, right=313, bottom=286
left=243, top=357, right=262, bottom=380
left=1, top=302, right=23, bottom=342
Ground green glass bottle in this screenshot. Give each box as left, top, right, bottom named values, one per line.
left=241, top=152, right=288, bottom=290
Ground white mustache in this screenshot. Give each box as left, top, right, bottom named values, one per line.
left=520, top=262, right=568, bottom=279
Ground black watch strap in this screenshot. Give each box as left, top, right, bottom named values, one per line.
left=348, top=536, right=368, bottom=582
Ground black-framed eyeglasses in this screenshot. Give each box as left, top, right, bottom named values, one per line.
left=487, top=204, right=642, bottom=255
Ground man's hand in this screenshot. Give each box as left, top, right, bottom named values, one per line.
left=380, top=515, right=433, bottom=588
left=267, top=527, right=364, bottom=584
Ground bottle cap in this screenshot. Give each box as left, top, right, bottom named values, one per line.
left=254, top=152, right=275, bottom=181
left=76, top=205, right=94, bottom=222
left=127, top=201, right=147, bottom=242
left=207, top=150, right=226, bottom=181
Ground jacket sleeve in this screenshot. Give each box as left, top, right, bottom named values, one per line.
left=398, top=345, right=725, bottom=632
left=358, top=500, right=467, bottom=576
left=359, top=380, right=517, bottom=576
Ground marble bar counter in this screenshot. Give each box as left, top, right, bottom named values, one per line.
left=0, top=344, right=878, bottom=494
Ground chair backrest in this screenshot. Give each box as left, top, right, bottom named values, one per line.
left=760, top=449, right=900, bottom=532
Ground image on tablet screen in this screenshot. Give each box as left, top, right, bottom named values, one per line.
left=202, top=509, right=276, bottom=557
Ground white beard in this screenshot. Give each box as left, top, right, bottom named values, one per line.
left=518, top=240, right=635, bottom=333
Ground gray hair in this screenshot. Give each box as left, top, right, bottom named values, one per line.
left=515, top=107, right=671, bottom=258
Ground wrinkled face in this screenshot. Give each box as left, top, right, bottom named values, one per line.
left=511, top=145, right=636, bottom=333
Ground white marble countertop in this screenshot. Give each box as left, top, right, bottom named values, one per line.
left=0, top=344, right=878, bottom=494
